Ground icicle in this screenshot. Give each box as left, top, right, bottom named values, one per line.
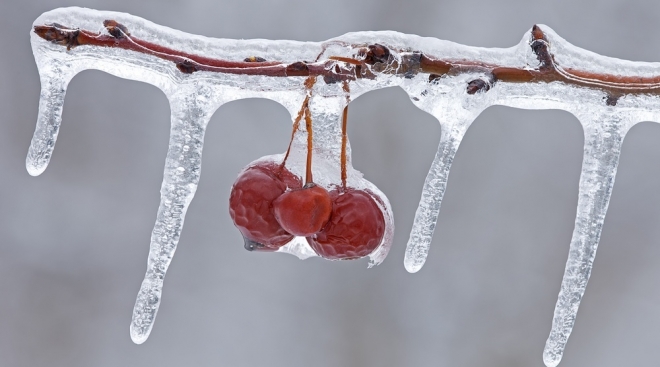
left=401, top=77, right=490, bottom=273
left=26, top=66, right=74, bottom=176
left=130, top=86, right=216, bottom=344
left=404, top=122, right=467, bottom=273
left=543, top=110, right=634, bottom=367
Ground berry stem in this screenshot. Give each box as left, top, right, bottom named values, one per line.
left=280, top=96, right=308, bottom=171
left=280, top=77, right=316, bottom=173
left=304, top=104, right=314, bottom=185
left=341, top=81, right=350, bottom=190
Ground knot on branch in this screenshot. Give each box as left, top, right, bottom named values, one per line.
left=286, top=61, right=309, bottom=76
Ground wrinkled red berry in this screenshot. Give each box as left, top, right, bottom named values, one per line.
left=273, top=183, right=332, bottom=237
left=307, top=188, right=385, bottom=260
left=229, top=162, right=301, bottom=251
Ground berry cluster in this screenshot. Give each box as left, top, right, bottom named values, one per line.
left=229, top=79, right=386, bottom=260
left=229, top=161, right=385, bottom=259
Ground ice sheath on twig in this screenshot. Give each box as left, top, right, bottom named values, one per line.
left=29, top=7, right=660, bottom=365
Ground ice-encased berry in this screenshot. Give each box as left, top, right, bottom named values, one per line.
left=273, top=183, right=332, bottom=237
left=307, top=188, right=385, bottom=259
left=229, top=162, right=301, bottom=251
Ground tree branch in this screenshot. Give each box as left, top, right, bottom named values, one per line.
left=34, top=21, right=660, bottom=106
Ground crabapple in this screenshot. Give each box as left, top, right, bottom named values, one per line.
left=228, top=161, right=301, bottom=251
left=307, top=188, right=385, bottom=260
left=273, top=183, right=332, bottom=237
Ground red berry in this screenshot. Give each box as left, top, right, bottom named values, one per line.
left=229, top=161, right=301, bottom=251
left=307, top=188, right=385, bottom=260
left=273, top=183, right=332, bottom=237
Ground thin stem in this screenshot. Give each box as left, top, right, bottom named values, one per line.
left=280, top=95, right=309, bottom=171
left=341, top=81, right=350, bottom=189
left=281, top=77, right=316, bottom=174
left=304, top=105, right=313, bottom=185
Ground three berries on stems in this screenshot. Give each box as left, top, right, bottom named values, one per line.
left=229, top=77, right=386, bottom=260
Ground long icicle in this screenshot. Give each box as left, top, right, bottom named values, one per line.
left=130, top=86, right=214, bottom=344
left=543, top=111, right=633, bottom=367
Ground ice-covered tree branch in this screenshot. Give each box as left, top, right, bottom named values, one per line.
left=28, top=7, right=660, bottom=367
left=34, top=21, right=660, bottom=103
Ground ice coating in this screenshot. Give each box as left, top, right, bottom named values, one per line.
left=28, top=7, right=660, bottom=364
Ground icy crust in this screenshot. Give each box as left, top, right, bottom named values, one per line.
left=28, top=7, right=660, bottom=364
left=539, top=26, right=660, bottom=78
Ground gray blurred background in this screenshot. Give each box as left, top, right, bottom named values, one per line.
left=2, top=0, right=660, bottom=366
